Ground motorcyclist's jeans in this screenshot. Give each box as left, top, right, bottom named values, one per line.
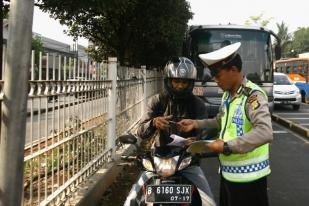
left=123, top=166, right=216, bottom=206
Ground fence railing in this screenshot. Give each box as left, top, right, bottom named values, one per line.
left=1, top=50, right=163, bottom=206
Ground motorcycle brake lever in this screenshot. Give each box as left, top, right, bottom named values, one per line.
left=121, top=155, right=137, bottom=161
left=117, top=162, right=135, bottom=166
left=168, top=121, right=177, bottom=126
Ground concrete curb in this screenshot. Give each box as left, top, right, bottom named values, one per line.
left=66, top=145, right=135, bottom=206
left=272, top=113, right=309, bottom=138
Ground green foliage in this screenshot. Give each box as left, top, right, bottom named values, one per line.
left=1, top=0, right=10, bottom=19
left=276, top=21, right=292, bottom=58
left=31, top=36, right=44, bottom=63
left=286, top=27, right=309, bottom=57
left=36, top=0, right=192, bottom=67
left=245, top=13, right=273, bottom=28
left=32, top=36, right=44, bottom=53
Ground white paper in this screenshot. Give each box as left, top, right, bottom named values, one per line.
left=167, top=134, right=189, bottom=147
left=186, top=140, right=215, bottom=153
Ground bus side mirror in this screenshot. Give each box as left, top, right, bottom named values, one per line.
left=202, top=68, right=212, bottom=82
left=275, top=45, right=281, bottom=60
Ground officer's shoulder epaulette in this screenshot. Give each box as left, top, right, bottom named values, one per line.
left=242, top=86, right=253, bottom=96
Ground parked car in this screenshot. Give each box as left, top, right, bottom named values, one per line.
left=273, top=72, right=301, bottom=110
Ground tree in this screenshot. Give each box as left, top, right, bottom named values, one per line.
left=276, top=21, right=292, bottom=57
left=245, top=13, right=273, bottom=27
left=36, top=0, right=192, bottom=67
left=286, top=27, right=309, bottom=57
left=31, top=35, right=44, bottom=64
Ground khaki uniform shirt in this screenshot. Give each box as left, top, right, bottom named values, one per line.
left=197, top=77, right=273, bottom=153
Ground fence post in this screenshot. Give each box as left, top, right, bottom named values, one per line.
left=141, top=65, right=147, bottom=114
left=0, top=0, right=34, bottom=206
left=107, top=57, right=117, bottom=159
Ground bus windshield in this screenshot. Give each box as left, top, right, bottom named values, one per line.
left=190, top=29, right=273, bottom=83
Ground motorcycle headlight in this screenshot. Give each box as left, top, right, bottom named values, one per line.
left=178, top=156, right=192, bottom=170
left=154, top=156, right=179, bottom=177
left=142, top=159, right=154, bottom=172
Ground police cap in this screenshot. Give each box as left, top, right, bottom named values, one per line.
left=199, top=42, right=241, bottom=77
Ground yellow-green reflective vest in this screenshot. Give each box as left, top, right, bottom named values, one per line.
left=219, top=80, right=270, bottom=183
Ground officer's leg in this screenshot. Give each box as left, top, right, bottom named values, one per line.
left=219, top=175, right=269, bottom=206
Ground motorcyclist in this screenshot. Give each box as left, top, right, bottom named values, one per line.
left=138, top=57, right=208, bottom=147
left=124, top=57, right=216, bottom=206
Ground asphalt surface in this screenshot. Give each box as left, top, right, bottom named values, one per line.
left=202, top=116, right=309, bottom=206
left=273, top=103, right=309, bottom=128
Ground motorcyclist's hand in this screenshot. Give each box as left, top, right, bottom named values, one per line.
left=184, top=137, right=197, bottom=146
left=206, top=139, right=224, bottom=153
left=177, top=119, right=198, bottom=132
left=152, top=115, right=173, bottom=130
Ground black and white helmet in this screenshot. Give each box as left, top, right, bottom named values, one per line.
left=164, top=57, right=197, bottom=99
left=164, top=57, right=197, bottom=79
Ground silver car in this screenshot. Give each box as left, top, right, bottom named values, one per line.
left=273, top=72, right=301, bottom=110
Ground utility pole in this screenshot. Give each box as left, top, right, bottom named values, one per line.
left=0, top=1, right=34, bottom=206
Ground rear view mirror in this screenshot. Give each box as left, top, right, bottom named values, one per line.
left=118, top=134, right=137, bottom=144
left=275, top=45, right=281, bottom=60
left=202, top=68, right=212, bottom=82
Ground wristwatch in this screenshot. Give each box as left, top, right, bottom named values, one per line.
left=223, top=142, right=232, bottom=155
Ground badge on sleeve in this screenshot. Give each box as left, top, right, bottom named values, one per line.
left=248, top=95, right=260, bottom=110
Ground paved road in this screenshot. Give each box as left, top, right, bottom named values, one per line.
left=201, top=122, right=309, bottom=206
left=273, top=103, right=309, bottom=128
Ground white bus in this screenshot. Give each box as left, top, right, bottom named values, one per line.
left=183, top=24, right=281, bottom=117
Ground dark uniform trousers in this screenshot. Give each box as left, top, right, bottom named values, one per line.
left=220, top=176, right=269, bottom=206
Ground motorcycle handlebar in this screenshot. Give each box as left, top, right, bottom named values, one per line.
left=121, top=155, right=137, bottom=161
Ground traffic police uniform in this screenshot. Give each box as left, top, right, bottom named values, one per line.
left=198, top=42, right=273, bottom=206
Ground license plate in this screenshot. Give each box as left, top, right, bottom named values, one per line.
left=193, top=87, right=205, bottom=96
left=145, top=185, right=192, bottom=203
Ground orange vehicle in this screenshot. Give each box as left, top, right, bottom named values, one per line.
left=287, top=73, right=305, bottom=83
left=275, top=58, right=309, bottom=102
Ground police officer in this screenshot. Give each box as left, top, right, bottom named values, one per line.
left=178, top=42, right=273, bottom=206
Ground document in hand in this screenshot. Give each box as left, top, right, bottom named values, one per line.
left=186, top=140, right=215, bottom=153
left=167, top=134, right=190, bottom=147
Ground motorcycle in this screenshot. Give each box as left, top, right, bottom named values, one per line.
left=119, top=133, right=217, bottom=206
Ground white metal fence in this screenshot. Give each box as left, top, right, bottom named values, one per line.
left=1, top=51, right=163, bottom=205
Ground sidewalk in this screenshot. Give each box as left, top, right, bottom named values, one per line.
left=65, top=144, right=135, bottom=206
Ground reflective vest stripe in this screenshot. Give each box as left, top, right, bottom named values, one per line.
left=220, top=155, right=269, bottom=166
left=222, top=167, right=270, bottom=181
left=222, top=159, right=269, bottom=174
